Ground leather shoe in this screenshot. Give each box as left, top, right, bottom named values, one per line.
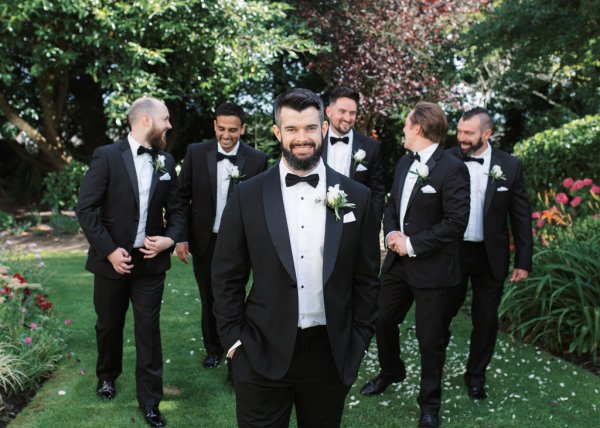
left=96, top=380, right=116, bottom=400
left=467, top=385, right=487, bottom=400
left=203, top=353, right=221, bottom=368
left=142, top=406, right=165, bottom=427
left=419, top=414, right=439, bottom=428
left=360, top=372, right=405, bottom=395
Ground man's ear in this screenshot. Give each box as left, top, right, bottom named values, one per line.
left=322, top=120, right=329, bottom=138
left=482, top=128, right=493, bottom=141
left=240, top=123, right=247, bottom=136
left=272, top=124, right=281, bottom=141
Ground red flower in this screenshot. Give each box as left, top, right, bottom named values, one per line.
left=555, top=193, right=569, bottom=204
left=531, top=211, right=541, bottom=219
left=571, top=180, right=584, bottom=191
left=582, top=178, right=593, bottom=186
left=12, top=273, right=26, bottom=283
left=562, top=177, right=574, bottom=188
left=592, top=185, right=600, bottom=195
left=536, top=219, right=544, bottom=228
left=570, top=196, right=583, bottom=207
left=531, top=228, right=537, bottom=235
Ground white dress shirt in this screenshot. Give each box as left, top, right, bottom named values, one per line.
left=326, top=129, right=353, bottom=177
left=463, top=144, right=492, bottom=242
left=212, top=141, right=240, bottom=233
left=128, top=134, right=154, bottom=248
left=279, top=159, right=327, bottom=328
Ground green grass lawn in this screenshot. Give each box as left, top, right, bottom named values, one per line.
left=8, top=250, right=600, bottom=427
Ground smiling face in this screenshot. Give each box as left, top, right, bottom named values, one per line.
left=147, top=102, right=172, bottom=150
left=214, top=115, right=246, bottom=153
left=457, top=115, right=491, bottom=156
left=326, top=96, right=358, bottom=135
left=272, top=106, right=328, bottom=173
left=402, top=110, right=420, bottom=152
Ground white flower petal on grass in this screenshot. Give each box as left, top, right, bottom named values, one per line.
left=379, top=400, right=390, bottom=407
left=166, top=359, right=171, bottom=364
left=58, top=390, right=66, bottom=396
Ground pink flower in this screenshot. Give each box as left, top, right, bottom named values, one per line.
left=20, top=307, right=27, bottom=313
left=24, top=337, right=32, bottom=344
left=531, top=228, right=537, bottom=235
left=531, top=211, right=541, bottom=219
left=536, top=219, right=544, bottom=228
left=31, top=322, right=38, bottom=330
left=64, top=319, right=71, bottom=325
left=555, top=193, right=569, bottom=204
left=562, top=177, right=574, bottom=188
left=570, top=196, right=583, bottom=207
left=582, top=178, right=593, bottom=186
left=592, top=185, right=600, bottom=195
left=571, top=180, right=584, bottom=191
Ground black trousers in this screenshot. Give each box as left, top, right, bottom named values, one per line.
left=192, top=233, right=223, bottom=356
left=94, top=248, right=165, bottom=407
left=232, top=326, right=350, bottom=428
left=447, top=241, right=505, bottom=387
left=375, top=258, right=452, bottom=416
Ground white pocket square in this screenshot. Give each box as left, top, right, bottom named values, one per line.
left=343, top=212, right=356, bottom=223
left=159, top=173, right=171, bottom=181
left=497, top=186, right=509, bottom=192
left=356, top=164, right=368, bottom=172
left=421, top=185, right=436, bottom=194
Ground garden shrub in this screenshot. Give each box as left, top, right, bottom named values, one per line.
left=49, top=213, right=81, bottom=235
left=41, top=160, right=89, bottom=212
left=0, top=211, right=15, bottom=232
left=513, top=115, right=600, bottom=199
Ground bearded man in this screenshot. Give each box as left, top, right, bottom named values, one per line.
left=76, top=96, right=184, bottom=427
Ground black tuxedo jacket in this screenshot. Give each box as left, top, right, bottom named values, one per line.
left=76, top=139, right=184, bottom=279
left=177, top=140, right=268, bottom=256
left=381, top=145, right=470, bottom=288
left=447, top=146, right=533, bottom=281
left=323, top=130, right=385, bottom=224
left=212, top=164, right=381, bottom=386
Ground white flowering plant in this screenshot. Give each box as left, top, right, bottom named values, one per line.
left=316, top=184, right=356, bottom=220
left=227, top=165, right=245, bottom=183
left=152, top=154, right=167, bottom=175
left=353, top=149, right=367, bottom=167
left=487, top=164, right=507, bottom=182
left=409, top=161, right=429, bottom=184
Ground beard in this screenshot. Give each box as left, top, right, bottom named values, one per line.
left=459, top=136, right=484, bottom=156
left=148, top=125, right=167, bottom=150
left=281, top=141, right=323, bottom=172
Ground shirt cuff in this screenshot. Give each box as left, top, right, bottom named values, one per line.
left=406, top=237, right=416, bottom=257
left=227, top=340, right=242, bottom=358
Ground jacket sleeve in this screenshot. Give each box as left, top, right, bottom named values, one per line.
left=509, top=158, right=534, bottom=271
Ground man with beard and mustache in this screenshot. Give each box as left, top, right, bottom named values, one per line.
left=445, top=107, right=533, bottom=400
left=76, top=97, right=184, bottom=427
left=175, top=102, right=267, bottom=375
left=211, top=88, right=380, bottom=427
left=323, top=87, right=385, bottom=224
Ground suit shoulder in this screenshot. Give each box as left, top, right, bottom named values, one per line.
left=354, top=131, right=381, bottom=147
left=339, top=172, right=370, bottom=196
left=240, top=142, right=268, bottom=160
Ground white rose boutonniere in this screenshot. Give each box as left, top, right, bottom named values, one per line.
left=353, top=149, right=367, bottom=167
left=409, top=161, right=429, bottom=184
left=152, top=154, right=167, bottom=175
left=227, top=165, right=245, bottom=184
left=486, top=164, right=506, bottom=182
left=316, top=184, right=356, bottom=221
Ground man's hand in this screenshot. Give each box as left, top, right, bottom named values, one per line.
left=388, top=231, right=408, bottom=256
left=176, top=242, right=190, bottom=264
left=107, top=247, right=133, bottom=274
left=510, top=268, right=529, bottom=283
left=140, top=236, right=174, bottom=259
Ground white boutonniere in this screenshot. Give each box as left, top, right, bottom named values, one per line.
left=486, top=164, right=506, bottom=182
left=151, top=154, right=167, bottom=175
left=315, top=184, right=356, bottom=221
left=353, top=149, right=367, bottom=167
left=227, top=165, right=245, bottom=184
left=409, top=161, right=429, bottom=185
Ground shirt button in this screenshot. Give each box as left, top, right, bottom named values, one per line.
left=301, top=225, right=304, bottom=229
left=301, top=255, right=304, bottom=259
left=301, top=285, right=304, bottom=288
left=301, top=196, right=304, bottom=200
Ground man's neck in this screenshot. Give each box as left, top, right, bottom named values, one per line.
left=282, top=158, right=318, bottom=177
left=130, top=130, right=149, bottom=148
left=471, top=140, right=489, bottom=157
left=409, top=138, right=434, bottom=154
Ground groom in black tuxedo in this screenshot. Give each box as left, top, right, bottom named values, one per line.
left=212, top=88, right=380, bottom=427
left=323, top=87, right=385, bottom=224
left=446, top=107, right=533, bottom=400
left=175, top=102, right=268, bottom=371
left=76, top=97, right=184, bottom=427
left=360, top=102, right=470, bottom=428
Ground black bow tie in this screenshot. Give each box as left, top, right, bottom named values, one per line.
left=409, top=152, right=420, bottom=162
left=463, top=156, right=484, bottom=165
left=137, top=146, right=158, bottom=157
left=217, top=152, right=237, bottom=163
left=330, top=136, right=349, bottom=145
left=285, top=173, right=319, bottom=188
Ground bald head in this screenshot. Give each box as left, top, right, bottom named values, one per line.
left=127, top=97, right=166, bottom=127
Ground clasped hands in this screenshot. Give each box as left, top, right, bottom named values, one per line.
left=107, top=235, right=174, bottom=274
left=387, top=231, right=409, bottom=256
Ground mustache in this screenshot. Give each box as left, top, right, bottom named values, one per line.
left=290, top=142, right=316, bottom=148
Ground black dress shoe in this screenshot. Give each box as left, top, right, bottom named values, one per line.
left=203, top=353, right=221, bottom=368
left=96, top=380, right=116, bottom=400
left=419, top=414, right=439, bottom=428
left=142, top=406, right=165, bottom=427
left=467, top=385, right=487, bottom=400
left=360, top=372, right=405, bottom=395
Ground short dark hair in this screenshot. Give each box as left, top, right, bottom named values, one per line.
left=410, top=101, right=448, bottom=144
left=273, top=88, right=324, bottom=127
left=328, top=86, right=360, bottom=106
left=462, top=107, right=493, bottom=132
left=215, top=102, right=246, bottom=125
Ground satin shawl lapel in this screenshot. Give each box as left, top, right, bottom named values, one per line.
left=323, top=166, right=343, bottom=286
left=349, top=135, right=365, bottom=180
left=206, top=144, right=218, bottom=208
left=484, top=148, right=501, bottom=215
left=395, top=156, right=412, bottom=216
left=405, top=144, right=443, bottom=210
left=262, top=166, right=297, bottom=283
left=227, top=143, right=248, bottom=196
left=322, top=131, right=330, bottom=163
left=148, top=155, right=161, bottom=203
left=120, top=140, right=139, bottom=209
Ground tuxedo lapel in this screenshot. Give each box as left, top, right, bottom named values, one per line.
left=322, top=131, right=330, bottom=163
left=395, top=156, right=412, bottom=216
left=484, top=148, right=501, bottom=215
left=405, top=145, right=443, bottom=211
left=349, top=135, right=364, bottom=179
left=227, top=143, right=247, bottom=196
left=119, top=140, right=139, bottom=209
left=262, top=167, right=297, bottom=283
left=206, top=144, right=218, bottom=207
left=148, top=157, right=160, bottom=203
left=323, top=167, right=343, bottom=285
